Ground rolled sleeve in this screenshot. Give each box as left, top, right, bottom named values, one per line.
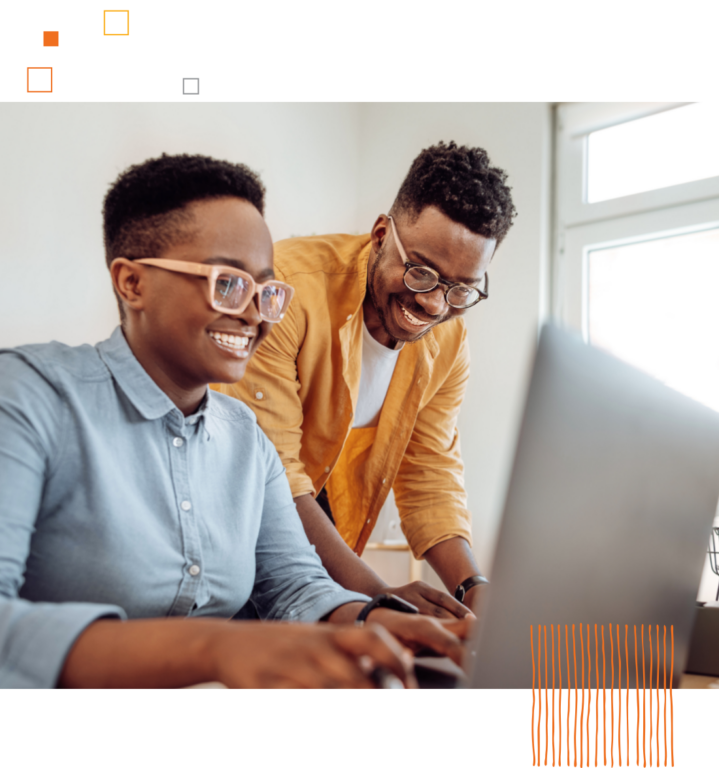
left=0, top=599, right=125, bottom=688
left=393, top=329, right=473, bottom=558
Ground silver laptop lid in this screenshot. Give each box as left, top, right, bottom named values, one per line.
left=470, top=324, right=719, bottom=688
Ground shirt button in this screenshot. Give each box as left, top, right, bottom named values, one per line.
left=188, top=564, right=201, bottom=576
left=346, top=315, right=352, bottom=321
left=324, top=466, right=330, bottom=473
left=173, top=437, right=184, bottom=448
left=255, top=391, right=264, bottom=400
left=181, top=500, right=192, bottom=511
left=366, top=518, right=371, bottom=525
left=382, top=478, right=386, bottom=484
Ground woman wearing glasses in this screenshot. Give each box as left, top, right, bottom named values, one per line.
left=0, top=154, right=468, bottom=689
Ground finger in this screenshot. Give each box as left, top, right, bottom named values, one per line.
left=416, top=584, right=473, bottom=619
left=399, top=618, right=465, bottom=666
left=313, top=646, right=375, bottom=689
left=441, top=617, right=477, bottom=640
left=333, top=626, right=416, bottom=687
left=400, top=592, right=457, bottom=620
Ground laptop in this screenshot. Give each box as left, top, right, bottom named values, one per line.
left=457, top=323, right=719, bottom=689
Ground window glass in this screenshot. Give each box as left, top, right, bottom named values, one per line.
left=587, top=103, right=719, bottom=203
left=588, top=226, right=719, bottom=412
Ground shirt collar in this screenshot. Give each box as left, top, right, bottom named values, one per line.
left=97, top=327, right=210, bottom=423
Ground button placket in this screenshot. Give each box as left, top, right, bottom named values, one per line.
left=166, top=419, right=203, bottom=615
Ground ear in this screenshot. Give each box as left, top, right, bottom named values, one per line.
left=110, top=258, right=147, bottom=315
left=369, top=214, right=390, bottom=255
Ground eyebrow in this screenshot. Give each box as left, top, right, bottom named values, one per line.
left=408, top=250, right=481, bottom=286
left=204, top=256, right=275, bottom=281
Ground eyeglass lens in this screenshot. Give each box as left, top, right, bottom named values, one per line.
left=213, top=271, right=288, bottom=320
left=213, top=273, right=251, bottom=311
left=259, top=285, right=288, bottom=320
left=404, top=266, right=481, bottom=308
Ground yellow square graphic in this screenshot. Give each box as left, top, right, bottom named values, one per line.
left=102, top=35, right=130, bottom=48
left=104, top=10, right=130, bottom=35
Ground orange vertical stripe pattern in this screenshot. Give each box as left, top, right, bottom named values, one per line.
left=529, top=625, right=675, bottom=767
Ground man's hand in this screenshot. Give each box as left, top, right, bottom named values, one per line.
left=365, top=607, right=476, bottom=667
left=384, top=581, right=474, bottom=620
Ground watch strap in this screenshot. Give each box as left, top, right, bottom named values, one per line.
left=454, top=575, right=489, bottom=603
left=355, top=593, right=419, bottom=626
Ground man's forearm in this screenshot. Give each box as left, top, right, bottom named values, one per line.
left=294, top=493, right=389, bottom=596
left=424, top=536, right=483, bottom=598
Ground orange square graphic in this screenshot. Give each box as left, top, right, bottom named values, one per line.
left=27, top=67, right=53, bottom=93
left=104, top=10, right=130, bottom=35
left=44, top=31, right=59, bottom=46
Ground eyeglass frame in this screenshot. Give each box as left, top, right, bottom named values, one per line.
left=114, top=257, right=295, bottom=322
left=387, top=215, right=488, bottom=309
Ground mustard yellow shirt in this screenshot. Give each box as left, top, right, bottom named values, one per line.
left=214, top=233, right=472, bottom=558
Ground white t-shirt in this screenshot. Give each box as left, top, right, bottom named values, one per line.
left=353, top=322, right=402, bottom=428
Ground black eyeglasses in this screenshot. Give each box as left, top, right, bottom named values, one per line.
left=387, top=215, right=488, bottom=309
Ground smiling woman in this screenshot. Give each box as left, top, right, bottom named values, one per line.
left=110, top=197, right=277, bottom=415
left=0, top=153, right=470, bottom=689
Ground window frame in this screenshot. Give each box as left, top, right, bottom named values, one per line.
left=553, top=102, right=719, bottom=336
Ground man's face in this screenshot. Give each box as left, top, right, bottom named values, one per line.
left=125, top=197, right=275, bottom=390
left=365, top=206, right=497, bottom=346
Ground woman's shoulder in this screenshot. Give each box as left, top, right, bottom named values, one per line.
left=207, top=389, right=285, bottom=467
left=207, top=388, right=258, bottom=423
left=0, top=339, right=110, bottom=387
left=0, top=340, right=110, bottom=411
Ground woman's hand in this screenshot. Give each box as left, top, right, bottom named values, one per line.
left=208, top=621, right=417, bottom=689
left=59, top=616, right=416, bottom=689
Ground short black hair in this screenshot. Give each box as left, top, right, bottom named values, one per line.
left=390, top=141, right=516, bottom=245
left=103, top=153, right=266, bottom=269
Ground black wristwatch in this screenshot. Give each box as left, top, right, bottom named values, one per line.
left=454, top=575, right=489, bottom=603
left=355, top=593, right=420, bottom=626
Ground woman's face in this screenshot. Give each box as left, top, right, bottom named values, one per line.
left=118, top=197, right=276, bottom=394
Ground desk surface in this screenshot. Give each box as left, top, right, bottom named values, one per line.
left=679, top=673, right=719, bottom=689
left=189, top=673, right=719, bottom=690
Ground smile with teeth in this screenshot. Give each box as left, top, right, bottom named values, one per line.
left=399, top=302, right=429, bottom=327
left=208, top=331, right=251, bottom=350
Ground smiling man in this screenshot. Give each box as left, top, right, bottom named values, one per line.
left=217, top=142, right=517, bottom=618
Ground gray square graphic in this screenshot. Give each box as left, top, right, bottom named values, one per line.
left=183, top=78, right=200, bottom=95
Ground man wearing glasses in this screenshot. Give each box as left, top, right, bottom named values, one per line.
left=217, top=142, right=516, bottom=618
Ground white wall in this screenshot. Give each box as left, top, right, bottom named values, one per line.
left=357, top=103, right=553, bottom=579
left=0, top=103, right=360, bottom=347
left=0, top=102, right=552, bottom=583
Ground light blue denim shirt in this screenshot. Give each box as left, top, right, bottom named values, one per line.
left=0, top=327, right=369, bottom=688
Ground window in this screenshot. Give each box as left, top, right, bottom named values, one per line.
left=586, top=103, right=719, bottom=203
left=554, top=103, right=719, bottom=602
left=554, top=102, right=719, bottom=406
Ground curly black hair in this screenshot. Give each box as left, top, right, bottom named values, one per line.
left=390, top=141, right=516, bottom=245
left=103, top=153, right=266, bottom=269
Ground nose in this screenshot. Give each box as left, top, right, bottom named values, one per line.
left=240, top=293, right=263, bottom=326
left=414, top=286, right=447, bottom=316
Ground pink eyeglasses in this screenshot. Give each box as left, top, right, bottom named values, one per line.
left=120, top=258, right=294, bottom=323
